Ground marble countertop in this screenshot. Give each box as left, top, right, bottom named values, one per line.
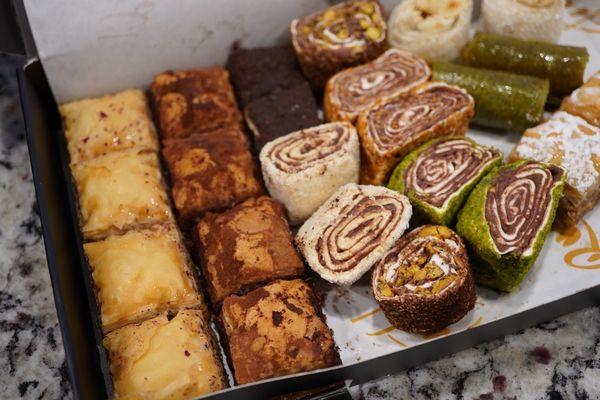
left=0, top=54, right=599, bottom=400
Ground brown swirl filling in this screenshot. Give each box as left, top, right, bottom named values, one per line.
left=331, top=49, right=429, bottom=115
left=267, top=124, right=352, bottom=173
left=485, top=161, right=563, bottom=255
left=405, top=139, right=500, bottom=208
left=366, top=84, right=471, bottom=154
left=316, top=194, right=406, bottom=272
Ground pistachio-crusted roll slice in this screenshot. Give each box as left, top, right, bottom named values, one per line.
left=260, top=122, right=360, bottom=225
left=357, top=81, right=474, bottom=185
left=290, top=0, right=388, bottom=90
left=372, top=225, right=476, bottom=334
left=296, top=183, right=412, bottom=285
left=388, top=0, right=473, bottom=62
left=456, top=160, right=565, bottom=292
left=324, top=49, right=430, bottom=123
left=389, top=138, right=503, bottom=225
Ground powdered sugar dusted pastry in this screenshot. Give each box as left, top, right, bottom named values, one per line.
left=482, top=0, right=564, bottom=43
left=509, top=111, right=600, bottom=231
left=357, top=81, right=474, bottom=185
left=372, top=225, right=476, bottom=334
left=290, top=0, right=388, bottom=90
left=388, top=0, right=473, bottom=61
left=324, top=49, right=430, bottom=123
left=260, top=122, right=360, bottom=225
left=296, top=183, right=412, bottom=285
left=560, top=71, right=600, bottom=128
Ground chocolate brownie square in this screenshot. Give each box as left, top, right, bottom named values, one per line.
left=245, top=82, right=321, bottom=151
left=220, top=279, right=340, bottom=385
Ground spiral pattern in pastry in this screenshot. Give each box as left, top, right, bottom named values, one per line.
left=485, top=161, right=563, bottom=255
left=365, top=83, right=472, bottom=154
left=316, top=192, right=409, bottom=273
left=327, top=49, right=430, bottom=120
left=405, top=139, right=500, bottom=208
left=266, top=122, right=355, bottom=173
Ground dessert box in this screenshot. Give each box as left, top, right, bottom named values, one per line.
left=13, top=0, right=600, bottom=399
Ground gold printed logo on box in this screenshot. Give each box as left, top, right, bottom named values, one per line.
left=557, top=220, right=600, bottom=269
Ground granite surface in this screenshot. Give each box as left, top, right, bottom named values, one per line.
left=0, top=54, right=599, bottom=400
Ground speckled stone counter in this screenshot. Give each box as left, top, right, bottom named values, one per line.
left=0, top=54, right=599, bottom=400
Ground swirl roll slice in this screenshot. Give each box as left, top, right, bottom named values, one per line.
left=388, top=137, right=502, bottom=225
left=260, top=122, right=360, bottom=225
left=290, top=0, right=388, bottom=90
left=296, top=183, right=412, bottom=285
left=372, top=225, right=476, bottom=334
left=324, top=49, right=430, bottom=123
left=358, top=81, right=474, bottom=185
left=457, top=160, right=565, bottom=292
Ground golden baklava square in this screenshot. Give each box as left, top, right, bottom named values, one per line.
left=104, top=310, right=227, bottom=399
left=71, top=148, right=172, bottom=240
left=84, top=224, right=204, bottom=332
left=60, top=89, right=159, bottom=163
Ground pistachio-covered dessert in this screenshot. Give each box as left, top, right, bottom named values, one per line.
left=290, top=0, right=388, bottom=90
left=372, top=225, right=476, bottom=334
left=389, top=137, right=502, bottom=225
left=456, top=160, right=565, bottom=292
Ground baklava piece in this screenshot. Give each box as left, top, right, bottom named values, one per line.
left=389, top=137, right=502, bottom=225
left=71, top=149, right=172, bottom=241
left=560, top=70, right=600, bottom=127
left=219, top=279, right=340, bottom=385
left=509, top=111, right=600, bottom=231
left=197, top=196, right=304, bottom=306
left=244, top=82, right=321, bottom=152
left=84, top=224, right=204, bottom=332
left=296, top=183, right=412, bottom=285
left=456, top=161, right=565, bottom=292
left=226, top=45, right=308, bottom=108
left=151, top=68, right=242, bottom=139
left=162, top=128, right=263, bottom=225
left=357, top=82, right=474, bottom=185
left=291, top=0, right=388, bottom=90
left=260, top=122, right=360, bottom=225
left=60, top=89, right=158, bottom=163
left=104, top=310, right=227, bottom=399
left=372, top=225, right=476, bottom=334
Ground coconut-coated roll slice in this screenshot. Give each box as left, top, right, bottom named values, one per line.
left=296, top=183, right=412, bottom=285
left=324, top=48, right=430, bottom=123
left=372, top=225, right=476, bottom=334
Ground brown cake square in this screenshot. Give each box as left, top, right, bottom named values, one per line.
left=162, top=128, right=263, bottom=225
left=244, top=82, right=321, bottom=151
left=220, top=279, right=340, bottom=385
left=197, top=196, right=304, bottom=305
left=151, top=68, right=242, bottom=139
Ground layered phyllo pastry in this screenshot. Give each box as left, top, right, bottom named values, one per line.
left=357, top=82, right=474, bottom=185
left=388, top=137, right=502, bottom=225
left=290, top=0, right=388, bottom=90
left=509, top=111, right=600, bottom=231
left=59, top=89, right=158, bottom=163
left=457, top=160, right=565, bottom=291
left=162, top=128, right=263, bottom=226
left=219, top=279, right=340, bottom=384
left=260, top=122, right=360, bottom=225
left=244, top=81, right=321, bottom=152
left=151, top=68, right=242, bottom=139
left=104, top=310, right=227, bottom=399
left=560, top=70, right=600, bottom=127
left=71, top=148, right=172, bottom=241
left=296, top=183, right=412, bottom=285
left=196, top=196, right=304, bottom=306
left=84, top=224, right=204, bottom=332
left=372, top=225, right=476, bottom=334
left=226, top=45, right=308, bottom=108
left=324, top=48, right=430, bottom=123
